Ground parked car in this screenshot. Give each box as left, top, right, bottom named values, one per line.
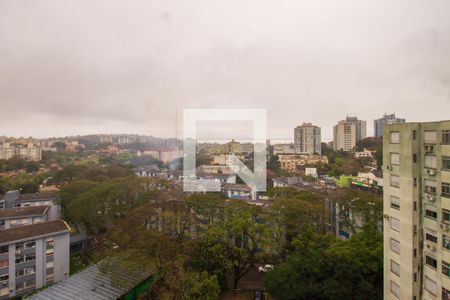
left=258, top=264, right=274, bottom=273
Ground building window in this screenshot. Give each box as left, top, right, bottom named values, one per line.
left=15, top=269, right=24, bottom=277
left=414, top=201, right=417, bottom=211
left=25, top=240, right=35, bottom=249
left=391, top=260, right=400, bottom=276
left=426, top=232, right=438, bottom=243
left=444, top=157, right=450, bottom=171
left=425, top=131, right=437, bottom=144
left=25, top=253, right=35, bottom=262
left=0, top=246, right=7, bottom=254
left=414, top=178, right=417, bottom=187
left=443, top=130, right=450, bottom=145
left=443, top=235, right=450, bottom=250
left=391, top=281, right=400, bottom=298
left=426, top=255, right=437, bottom=269
left=425, top=180, right=437, bottom=194
left=390, top=175, right=400, bottom=188
left=390, top=132, right=400, bottom=144
left=413, top=154, right=417, bottom=163
left=443, top=261, right=450, bottom=278
left=413, top=130, right=417, bottom=140
left=0, top=274, right=8, bottom=281
left=425, top=277, right=437, bottom=296
left=443, top=182, right=450, bottom=197
left=390, top=153, right=400, bottom=165
left=443, top=210, right=450, bottom=223
left=425, top=155, right=437, bottom=169
left=390, top=238, right=400, bottom=254
left=443, top=287, right=450, bottom=300
left=391, top=217, right=400, bottom=232
left=0, top=259, right=8, bottom=269
left=15, top=255, right=24, bottom=264
left=425, top=204, right=437, bottom=219
left=390, top=196, right=400, bottom=210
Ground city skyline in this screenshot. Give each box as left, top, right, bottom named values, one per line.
left=2, top=112, right=446, bottom=143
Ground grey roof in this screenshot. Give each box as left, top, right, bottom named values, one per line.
left=0, top=205, right=49, bottom=220
left=27, top=262, right=154, bottom=300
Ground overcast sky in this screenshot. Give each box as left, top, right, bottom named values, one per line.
left=0, top=0, right=449, bottom=142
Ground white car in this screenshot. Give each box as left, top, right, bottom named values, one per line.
left=258, top=264, right=274, bottom=273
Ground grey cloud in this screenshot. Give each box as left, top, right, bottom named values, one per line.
left=0, top=0, right=449, bottom=140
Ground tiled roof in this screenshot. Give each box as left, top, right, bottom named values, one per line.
left=0, top=220, right=69, bottom=245
left=0, top=205, right=49, bottom=219
left=17, top=192, right=57, bottom=201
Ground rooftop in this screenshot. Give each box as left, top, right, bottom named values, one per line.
left=27, top=260, right=155, bottom=300
left=17, top=192, right=57, bottom=201
left=0, top=220, right=69, bottom=245
left=0, top=205, right=49, bottom=220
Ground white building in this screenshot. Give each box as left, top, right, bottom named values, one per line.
left=355, top=148, right=373, bottom=158
left=0, top=143, right=41, bottom=161
left=294, top=123, right=321, bottom=155
left=333, top=116, right=367, bottom=151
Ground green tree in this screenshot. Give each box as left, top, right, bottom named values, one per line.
left=180, top=271, right=220, bottom=300
left=52, top=141, right=67, bottom=151
left=192, top=201, right=269, bottom=289
left=263, top=223, right=383, bottom=300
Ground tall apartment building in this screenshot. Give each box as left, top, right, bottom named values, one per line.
left=383, top=121, right=450, bottom=300
left=0, top=143, right=42, bottom=161
left=333, top=116, right=367, bottom=151
left=294, top=123, right=321, bottom=155
left=374, top=113, right=406, bottom=138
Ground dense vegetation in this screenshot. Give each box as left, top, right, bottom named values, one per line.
left=52, top=162, right=383, bottom=299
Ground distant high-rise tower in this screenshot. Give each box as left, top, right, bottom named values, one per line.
left=294, top=123, right=321, bottom=154
left=333, top=116, right=367, bottom=151
left=374, top=113, right=406, bottom=138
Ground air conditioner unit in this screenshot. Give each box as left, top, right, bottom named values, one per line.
left=387, top=165, right=393, bottom=170
left=432, top=246, right=437, bottom=252
left=0, top=280, right=7, bottom=285
left=427, top=169, right=437, bottom=176
left=383, top=214, right=390, bottom=219
left=425, top=145, right=434, bottom=153
left=426, top=243, right=431, bottom=249
left=427, top=194, right=436, bottom=202
left=441, top=223, right=449, bottom=231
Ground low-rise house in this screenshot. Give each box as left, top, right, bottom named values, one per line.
left=272, top=177, right=303, bottom=188
left=350, top=167, right=383, bottom=193
left=199, top=165, right=234, bottom=175
left=273, top=144, right=295, bottom=155
left=278, top=154, right=328, bottom=173
left=0, top=220, right=70, bottom=299
left=354, top=148, right=373, bottom=158
left=197, top=173, right=236, bottom=184
left=221, top=183, right=256, bottom=201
